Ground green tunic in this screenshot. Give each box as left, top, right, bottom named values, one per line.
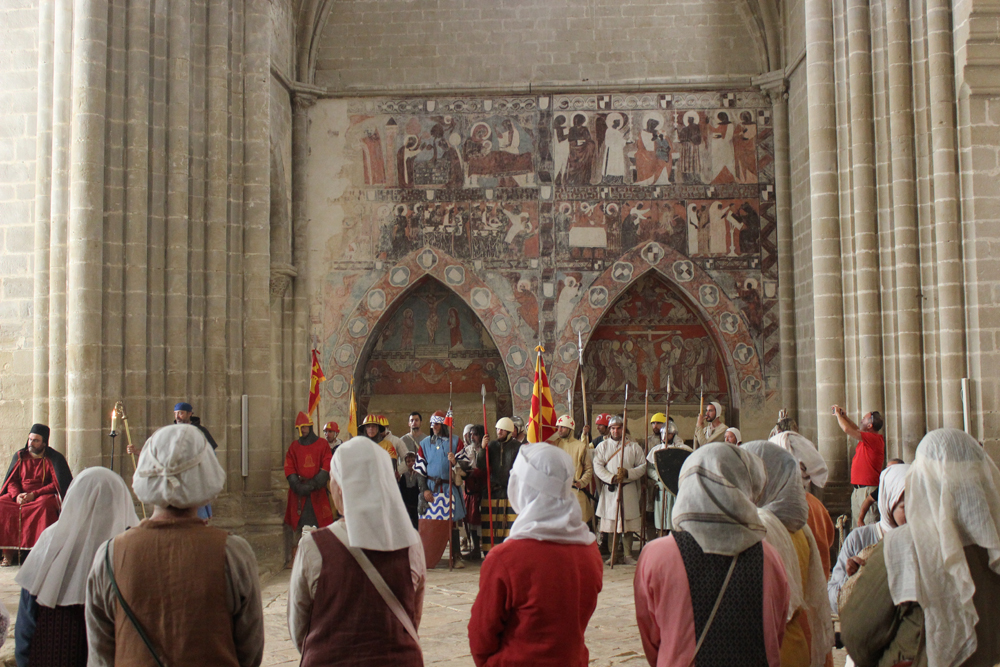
left=841, top=541, right=1000, bottom=667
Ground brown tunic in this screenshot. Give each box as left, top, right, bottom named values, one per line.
left=111, top=518, right=240, bottom=667
left=300, top=527, right=422, bottom=667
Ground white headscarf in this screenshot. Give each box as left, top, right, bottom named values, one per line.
left=672, top=442, right=767, bottom=556
left=725, top=427, right=742, bottom=443
left=742, top=440, right=809, bottom=532
left=744, top=440, right=832, bottom=667
left=709, top=401, right=723, bottom=421
left=17, top=467, right=139, bottom=607
left=133, top=424, right=225, bottom=509
left=330, top=436, right=420, bottom=552
left=769, top=431, right=829, bottom=491
left=506, top=443, right=594, bottom=546
left=883, top=429, right=1000, bottom=667
left=877, top=463, right=910, bottom=535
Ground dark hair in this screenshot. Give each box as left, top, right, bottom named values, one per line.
left=888, top=458, right=905, bottom=465
left=775, top=417, right=798, bottom=433
left=471, top=424, right=486, bottom=440
left=404, top=451, right=416, bottom=460
left=409, top=411, right=422, bottom=420
left=870, top=411, right=884, bottom=432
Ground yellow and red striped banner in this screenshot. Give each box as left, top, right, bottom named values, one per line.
left=308, top=349, right=326, bottom=416
left=526, top=345, right=557, bottom=443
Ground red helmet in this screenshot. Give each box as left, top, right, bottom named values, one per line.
left=595, top=413, right=612, bottom=427
left=376, top=414, right=390, bottom=427
left=323, top=421, right=339, bottom=432
left=295, top=412, right=313, bottom=434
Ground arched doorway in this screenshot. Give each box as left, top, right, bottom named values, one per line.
left=358, top=277, right=513, bottom=436
left=580, top=272, right=735, bottom=443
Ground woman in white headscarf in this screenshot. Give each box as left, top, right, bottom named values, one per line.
left=742, top=441, right=833, bottom=667
left=770, top=424, right=836, bottom=576
left=828, top=462, right=909, bottom=615
left=86, top=424, right=264, bottom=667
left=468, top=443, right=602, bottom=667
left=635, top=443, right=791, bottom=667
left=289, top=436, right=426, bottom=667
left=16, top=467, right=138, bottom=666
left=841, top=429, right=1000, bottom=667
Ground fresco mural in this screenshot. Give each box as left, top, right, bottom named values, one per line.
left=307, top=90, right=778, bottom=426
left=582, top=274, right=729, bottom=412
left=359, top=280, right=513, bottom=414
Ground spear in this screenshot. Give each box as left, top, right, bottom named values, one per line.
left=609, top=383, right=629, bottom=570
left=660, top=375, right=672, bottom=537
left=448, top=382, right=455, bottom=572
left=640, top=387, right=649, bottom=548
left=482, top=383, right=494, bottom=551
left=697, top=374, right=705, bottom=449
left=117, top=402, right=147, bottom=519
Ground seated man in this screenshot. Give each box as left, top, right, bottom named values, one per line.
left=0, top=424, right=72, bottom=566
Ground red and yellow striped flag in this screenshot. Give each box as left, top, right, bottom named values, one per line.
left=527, top=345, right=557, bottom=443
left=308, top=349, right=326, bottom=416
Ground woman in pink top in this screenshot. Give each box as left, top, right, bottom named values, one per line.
left=634, top=443, right=791, bottom=667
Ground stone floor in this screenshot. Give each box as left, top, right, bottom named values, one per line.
left=0, top=556, right=849, bottom=666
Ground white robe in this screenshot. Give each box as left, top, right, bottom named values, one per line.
left=592, top=438, right=647, bottom=533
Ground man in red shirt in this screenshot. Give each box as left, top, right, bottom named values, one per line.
left=832, top=405, right=885, bottom=527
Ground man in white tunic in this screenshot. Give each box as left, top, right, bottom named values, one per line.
left=592, top=415, right=646, bottom=565
left=693, top=401, right=728, bottom=448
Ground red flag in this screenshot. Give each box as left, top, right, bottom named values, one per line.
left=308, top=350, right=325, bottom=416
left=527, top=345, right=557, bottom=442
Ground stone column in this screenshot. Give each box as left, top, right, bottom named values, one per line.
left=806, top=0, right=849, bottom=479
left=65, top=0, right=109, bottom=469
left=885, top=0, right=926, bottom=456
left=291, top=92, right=315, bottom=415
left=32, top=0, right=55, bottom=425
left=757, top=71, right=798, bottom=416
left=845, top=0, right=885, bottom=414
left=926, top=0, right=968, bottom=427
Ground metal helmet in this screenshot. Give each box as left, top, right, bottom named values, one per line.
left=361, top=414, right=382, bottom=427
left=510, top=416, right=525, bottom=433
left=608, top=415, right=624, bottom=427
left=555, top=415, right=575, bottom=429
left=295, top=411, right=313, bottom=434
left=323, top=421, right=339, bottom=432
left=650, top=412, right=667, bottom=424
left=495, top=417, right=515, bottom=433
left=595, top=413, right=612, bottom=426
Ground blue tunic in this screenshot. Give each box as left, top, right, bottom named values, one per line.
left=415, top=434, right=466, bottom=522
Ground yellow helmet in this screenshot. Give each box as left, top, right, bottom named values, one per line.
left=361, top=414, right=381, bottom=427
left=376, top=414, right=390, bottom=427
left=650, top=412, right=667, bottom=424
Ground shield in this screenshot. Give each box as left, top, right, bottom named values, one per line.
left=654, top=447, right=693, bottom=495
left=418, top=519, right=452, bottom=569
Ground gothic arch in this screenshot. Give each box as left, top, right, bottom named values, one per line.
left=554, top=243, right=767, bottom=424
left=320, top=248, right=535, bottom=417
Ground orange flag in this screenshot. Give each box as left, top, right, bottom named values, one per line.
left=527, top=345, right=557, bottom=443
left=308, top=349, right=325, bottom=416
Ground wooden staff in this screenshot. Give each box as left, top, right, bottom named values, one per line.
left=697, top=374, right=705, bottom=448
left=640, top=388, right=649, bottom=549
left=117, top=402, right=147, bottom=520
left=482, top=384, right=494, bottom=551
left=609, top=384, right=629, bottom=570
left=660, top=375, right=672, bottom=538
left=578, top=330, right=590, bottom=440
left=448, top=382, right=455, bottom=572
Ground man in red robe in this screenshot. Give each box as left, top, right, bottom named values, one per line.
left=285, top=412, right=334, bottom=565
left=0, top=424, right=72, bottom=565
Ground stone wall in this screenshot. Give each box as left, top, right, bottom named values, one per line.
left=0, top=0, right=38, bottom=454
left=313, top=0, right=768, bottom=91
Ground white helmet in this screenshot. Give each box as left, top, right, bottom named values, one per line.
left=555, top=415, right=575, bottom=429
left=495, top=417, right=515, bottom=433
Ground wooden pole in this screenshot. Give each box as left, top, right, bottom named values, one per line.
left=482, top=384, right=494, bottom=551
left=448, top=383, right=455, bottom=572
left=609, top=384, right=628, bottom=569
left=578, top=330, right=589, bottom=440
left=640, top=388, right=649, bottom=548
left=660, top=375, right=672, bottom=537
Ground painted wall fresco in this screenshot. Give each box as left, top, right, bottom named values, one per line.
left=360, top=280, right=512, bottom=412
left=582, top=273, right=729, bottom=409
left=306, top=90, right=779, bottom=432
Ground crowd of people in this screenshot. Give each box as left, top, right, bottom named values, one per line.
left=0, top=398, right=997, bottom=667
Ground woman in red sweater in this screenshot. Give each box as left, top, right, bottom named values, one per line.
left=468, top=442, right=604, bottom=666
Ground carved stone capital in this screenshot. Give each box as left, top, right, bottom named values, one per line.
left=752, top=70, right=788, bottom=104
left=270, top=263, right=299, bottom=298
left=292, top=92, right=317, bottom=114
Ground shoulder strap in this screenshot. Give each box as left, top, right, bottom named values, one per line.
left=330, top=523, right=421, bottom=647
left=104, top=539, right=168, bottom=667
left=689, top=553, right=739, bottom=667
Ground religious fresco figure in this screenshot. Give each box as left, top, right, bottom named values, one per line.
left=360, top=130, right=386, bottom=185
left=677, top=111, right=704, bottom=184
left=635, top=117, right=672, bottom=185
left=397, top=134, right=424, bottom=188
left=566, top=114, right=596, bottom=186
left=553, top=114, right=570, bottom=185
left=707, top=111, right=737, bottom=183
left=733, top=111, right=758, bottom=183
left=601, top=113, right=628, bottom=184
left=448, top=307, right=463, bottom=349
